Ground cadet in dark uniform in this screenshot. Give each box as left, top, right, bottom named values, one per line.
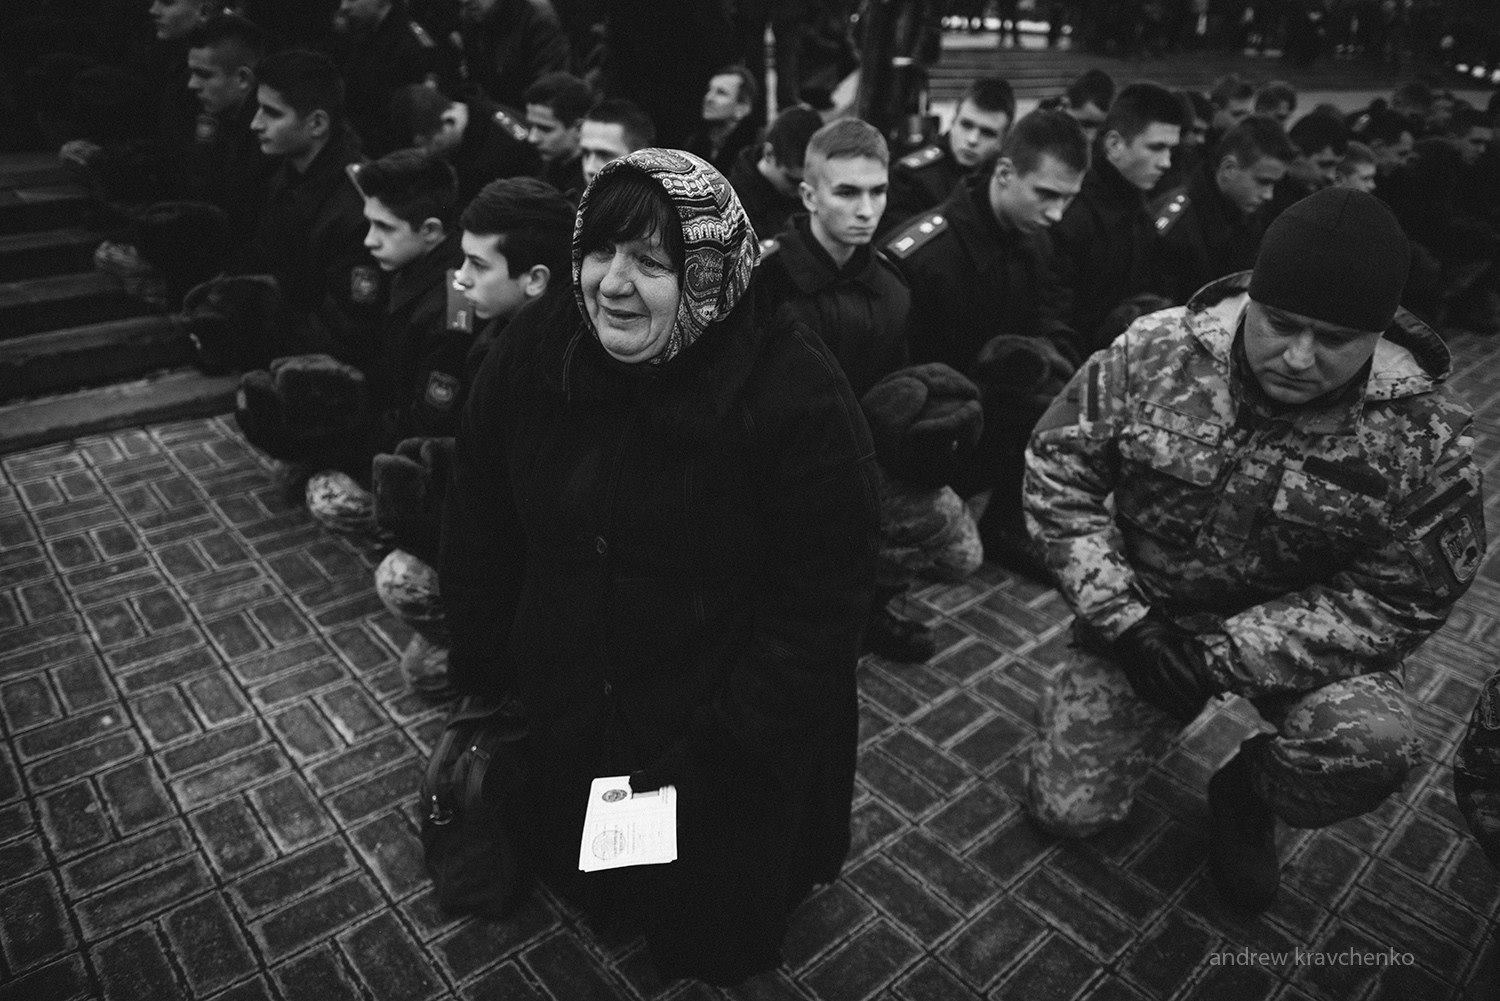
left=238, top=50, right=381, bottom=364
left=329, top=0, right=439, bottom=155
left=726, top=105, right=822, bottom=245
left=683, top=65, right=760, bottom=174
left=522, top=71, right=592, bottom=199
left=396, top=83, right=540, bottom=206
left=1152, top=115, right=1297, bottom=303
left=458, top=0, right=571, bottom=112
left=1052, top=82, right=1186, bottom=351
left=578, top=97, right=656, bottom=187
left=882, top=76, right=1015, bottom=235
left=885, top=110, right=1088, bottom=576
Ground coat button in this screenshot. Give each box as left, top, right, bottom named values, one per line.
left=595, top=536, right=608, bottom=556
left=603, top=680, right=613, bottom=696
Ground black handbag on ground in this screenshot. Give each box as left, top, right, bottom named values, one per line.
left=419, top=696, right=531, bottom=918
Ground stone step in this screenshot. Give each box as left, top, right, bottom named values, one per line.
left=0, top=367, right=238, bottom=454
left=0, top=151, right=71, bottom=189
left=0, top=271, right=148, bottom=341
left=0, top=182, right=93, bottom=230
left=0, top=228, right=99, bottom=282
left=0, top=315, right=191, bottom=402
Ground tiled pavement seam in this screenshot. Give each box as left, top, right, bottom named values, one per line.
left=0, top=332, right=1496, bottom=1001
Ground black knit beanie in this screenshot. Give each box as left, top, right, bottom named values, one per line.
left=1247, top=187, right=1410, bottom=332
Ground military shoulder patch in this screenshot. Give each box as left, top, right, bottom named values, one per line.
left=898, top=145, right=943, bottom=170
left=884, top=213, right=948, bottom=259
left=349, top=265, right=380, bottom=304
left=1438, top=506, right=1483, bottom=584
left=493, top=109, right=529, bottom=143
left=424, top=371, right=461, bottom=411
left=1151, top=191, right=1190, bottom=234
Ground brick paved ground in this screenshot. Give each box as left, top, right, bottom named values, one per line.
left=1, top=332, right=1498, bottom=1001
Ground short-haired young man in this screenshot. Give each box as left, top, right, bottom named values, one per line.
left=234, top=49, right=378, bottom=364
left=329, top=0, right=440, bottom=155
left=1351, top=106, right=1416, bottom=179
left=369, top=174, right=575, bottom=693
left=396, top=83, right=540, bottom=206
left=182, top=14, right=272, bottom=236
left=1052, top=81, right=1185, bottom=348
left=1064, top=69, right=1114, bottom=143
left=726, top=105, right=822, bottom=242
left=684, top=64, right=759, bottom=173
left=1287, top=111, right=1349, bottom=191
left=1334, top=141, right=1378, bottom=193
left=522, top=70, right=593, bottom=197
left=1253, top=80, right=1297, bottom=124
left=1208, top=74, right=1255, bottom=134
left=1153, top=114, right=1298, bottom=301
left=886, top=109, right=1089, bottom=577
left=579, top=97, right=657, bottom=187
left=885, top=77, right=1016, bottom=232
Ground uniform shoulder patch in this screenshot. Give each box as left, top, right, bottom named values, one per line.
left=349, top=265, right=380, bottom=304
left=1438, top=505, right=1484, bottom=585
left=1151, top=190, right=1190, bottom=234
left=407, top=20, right=435, bottom=47
left=493, top=109, right=529, bottom=143
left=884, top=213, right=948, bottom=260
left=898, top=145, right=943, bottom=170
left=424, top=371, right=461, bottom=411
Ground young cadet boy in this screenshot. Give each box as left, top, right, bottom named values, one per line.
left=373, top=176, right=576, bottom=692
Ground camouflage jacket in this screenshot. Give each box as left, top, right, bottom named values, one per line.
left=1024, top=272, right=1485, bottom=697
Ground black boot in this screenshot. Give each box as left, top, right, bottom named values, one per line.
left=863, top=604, right=937, bottom=664
left=1207, top=736, right=1279, bottom=912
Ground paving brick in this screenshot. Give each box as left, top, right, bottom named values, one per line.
left=209, top=976, right=275, bottom=1001
left=49, top=533, right=99, bottom=570
left=185, top=671, right=251, bottom=725
left=84, top=599, right=143, bottom=646
left=1290, top=923, right=1390, bottom=1001
left=313, top=591, right=389, bottom=628
left=254, top=874, right=383, bottom=961
left=879, top=729, right=971, bottom=793
left=162, top=719, right=265, bottom=775
left=328, top=624, right=395, bottom=673
left=249, top=773, right=336, bottom=851
left=230, top=838, right=355, bottom=916
left=1051, top=848, right=1164, bottom=925
left=77, top=855, right=213, bottom=939
left=0, top=835, right=47, bottom=884
left=925, top=783, right=1013, bottom=852
left=271, top=945, right=363, bottom=1001
left=782, top=881, right=876, bottom=971
left=947, top=711, right=1029, bottom=774
left=1339, top=889, right=1469, bottom=976
left=1441, top=840, right=1500, bottom=915
left=0, top=954, right=93, bottom=1001
left=95, top=523, right=141, bottom=557
left=1014, top=868, right=1134, bottom=962
left=433, top=896, right=557, bottom=980
left=252, top=659, right=345, bottom=707
left=847, top=796, right=905, bottom=861
left=523, top=932, right=627, bottom=1001
left=131, top=687, right=200, bottom=747
left=939, top=896, right=1048, bottom=991
left=164, top=893, right=258, bottom=995
left=173, top=744, right=290, bottom=808
left=859, top=667, right=925, bottom=720
left=966, top=815, right=1052, bottom=890
left=205, top=613, right=266, bottom=660
left=846, top=854, right=963, bottom=942
left=0, top=747, right=19, bottom=803
left=931, top=640, right=1006, bottom=683
left=0, top=634, right=93, bottom=680
left=74, top=570, right=165, bottom=606
left=231, top=639, right=331, bottom=683
left=0, top=558, right=53, bottom=592
left=894, top=958, right=985, bottom=1001
left=0, top=872, right=74, bottom=970
left=250, top=599, right=312, bottom=644
left=340, top=911, right=446, bottom=1001
left=320, top=684, right=387, bottom=741
left=463, top=961, right=547, bottom=1001
left=860, top=750, right=942, bottom=817
left=0, top=614, right=83, bottom=659
left=328, top=760, right=424, bottom=825
left=351, top=811, right=426, bottom=898
left=99, top=758, right=176, bottom=833
left=26, top=730, right=142, bottom=789
left=105, top=626, right=201, bottom=669
left=158, top=541, right=211, bottom=581
left=1122, top=909, right=1216, bottom=997
left=93, top=925, right=187, bottom=1001
left=269, top=703, right=340, bottom=762
left=310, top=731, right=413, bottom=792
left=0, top=673, right=59, bottom=731
left=805, top=918, right=921, bottom=1001
left=190, top=797, right=274, bottom=875
left=995, top=932, right=1098, bottom=1001
left=62, top=820, right=192, bottom=895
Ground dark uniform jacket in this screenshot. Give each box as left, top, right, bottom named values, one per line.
left=727, top=145, right=802, bottom=244
left=185, top=94, right=274, bottom=244
left=757, top=214, right=910, bottom=398
left=460, top=0, right=570, bottom=111
left=87, top=50, right=201, bottom=204
left=236, top=131, right=383, bottom=362
left=683, top=117, right=758, bottom=176
left=539, top=151, right=585, bottom=202
left=443, top=91, right=541, bottom=206
left=885, top=173, right=1079, bottom=374
left=1152, top=162, right=1269, bottom=304
left=1052, top=156, right=1165, bottom=352
left=330, top=1, right=439, bottom=155
left=442, top=287, right=878, bottom=983
left=882, top=139, right=967, bottom=237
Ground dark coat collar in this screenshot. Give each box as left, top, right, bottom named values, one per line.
left=775, top=215, right=881, bottom=297
left=944, top=173, right=1027, bottom=276
left=388, top=232, right=462, bottom=317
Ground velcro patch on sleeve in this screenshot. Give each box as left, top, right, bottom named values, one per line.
left=424, top=372, right=460, bottom=411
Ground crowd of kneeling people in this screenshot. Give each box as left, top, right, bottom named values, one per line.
left=49, top=5, right=1500, bottom=987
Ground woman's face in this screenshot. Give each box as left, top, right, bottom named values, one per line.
left=581, top=233, right=682, bottom=363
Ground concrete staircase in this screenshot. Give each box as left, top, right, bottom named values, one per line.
left=0, top=153, right=237, bottom=454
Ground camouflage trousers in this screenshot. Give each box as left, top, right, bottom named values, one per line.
left=1028, top=646, right=1420, bottom=836
left=374, top=548, right=447, bottom=645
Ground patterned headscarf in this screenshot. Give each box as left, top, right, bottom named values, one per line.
left=572, top=148, right=760, bottom=365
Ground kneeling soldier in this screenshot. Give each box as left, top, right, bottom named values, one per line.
left=1023, top=188, right=1485, bottom=910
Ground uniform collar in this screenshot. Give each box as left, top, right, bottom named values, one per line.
left=776, top=214, right=879, bottom=295
left=388, top=232, right=461, bottom=316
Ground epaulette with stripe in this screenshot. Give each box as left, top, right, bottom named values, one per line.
left=493, top=109, right=529, bottom=142
left=897, top=145, right=943, bottom=170
left=1150, top=190, right=1190, bottom=235
left=755, top=237, right=780, bottom=264
left=884, top=213, right=948, bottom=259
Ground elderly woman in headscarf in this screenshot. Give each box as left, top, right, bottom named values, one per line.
left=440, top=149, right=880, bottom=985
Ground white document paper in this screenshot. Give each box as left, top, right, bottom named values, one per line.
left=578, top=775, right=678, bottom=872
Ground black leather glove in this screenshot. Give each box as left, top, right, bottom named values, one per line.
left=1110, top=610, right=1222, bottom=723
